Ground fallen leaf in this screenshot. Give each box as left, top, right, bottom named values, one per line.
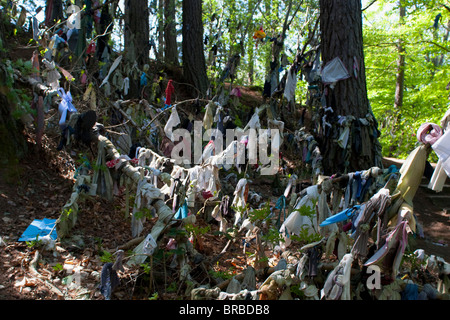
left=15, top=277, right=37, bottom=287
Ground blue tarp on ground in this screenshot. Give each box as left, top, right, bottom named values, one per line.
left=18, top=218, right=57, bottom=242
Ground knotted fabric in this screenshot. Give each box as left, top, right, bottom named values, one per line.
left=351, top=188, right=391, bottom=260
left=165, top=79, right=175, bottom=106
left=416, top=122, right=442, bottom=145
left=58, top=88, right=77, bottom=129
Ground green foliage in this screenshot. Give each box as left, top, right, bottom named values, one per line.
left=0, top=60, right=35, bottom=121
left=100, top=250, right=114, bottom=263
left=52, top=263, right=64, bottom=272
left=285, top=205, right=322, bottom=244
left=184, top=223, right=211, bottom=245
left=208, top=267, right=235, bottom=280
left=140, top=262, right=152, bottom=275
left=148, top=292, right=159, bottom=300
left=248, top=201, right=271, bottom=223
left=364, top=0, right=450, bottom=159
left=133, top=206, right=154, bottom=220
left=290, top=226, right=322, bottom=244
left=26, top=236, right=42, bottom=249
left=401, top=250, right=427, bottom=273
left=261, top=224, right=285, bottom=245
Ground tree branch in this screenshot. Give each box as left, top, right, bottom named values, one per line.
left=362, top=0, right=377, bottom=12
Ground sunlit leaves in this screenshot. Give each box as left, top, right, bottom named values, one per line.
left=364, top=0, right=450, bottom=158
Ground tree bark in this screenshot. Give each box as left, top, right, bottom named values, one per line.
left=45, top=0, right=64, bottom=27
left=164, top=0, right=179, bottom=66
left=391, top=1, right=406, bottom=156
left=158, top=0, right=165, bottom=61
left=124, top=0, right=150, bottom=97
left=182, top=0, right=209, bottom=96
left=319, top=0, right=380, bottom=174
left=394, top=2, right=405, bottom=113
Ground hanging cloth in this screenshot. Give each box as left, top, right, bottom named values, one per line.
left=431, top=130, right=450, bottom=178
left=275, top=195, right=286, bottom=229
left=351, top=188, right=391, bottom=260
left=321, top=57, right=350, bottom=85
left=283, top=65, right=297, bottom=102
left=364, top=221, right=408, bottom=279
left=280, top=185, right=320, bottom=248
left=122, top=77, right=130, bottom=96
left=174, top=199, right=188, bottom=220
left=203, top=102, right=215, bottom=131
left=164, top=106, right=181, bottom=142
left=30, top=50, right=41, bottom=81
left=417, top=122, right=442, bottom=146
left=92, top=139, right=114, bottom=201
left=321, top=253, right=354, bottom=300
left=320, top=205, right=361, bottom=227
left=42, top=58, right=61, bottom=89
left=165, top=80, right=175, bottom=106
left=392, top=144, right=428, bottom=206
left=57, top=88, right=77, bottom=129
left=100, top=55, right=123, bottom=88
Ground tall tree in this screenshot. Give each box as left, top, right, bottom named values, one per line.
left=164, top=0, right=179, bottom=66
left=124, top=0, right=150, bottom=97
left=158, top=0, right=165, bottom=61
left=319, top=0, right=381, bottom=174
left=45, top=0, right=64, bottom=27
left=391, top=1, right=406, bottom=154
left=182, top=0, right=209, bottom=96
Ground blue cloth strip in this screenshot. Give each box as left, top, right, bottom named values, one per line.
left=174, top=200, right=188, bottom=220
left=320, top=205, right=361, bottom=227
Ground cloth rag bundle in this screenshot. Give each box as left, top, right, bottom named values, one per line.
left=416, top=122, right=442, bottom=145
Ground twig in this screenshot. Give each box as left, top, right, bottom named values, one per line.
left=28, top=250, right=65, bottom=297
left=362, top=0, right=378, bottom=11
left=117, top=236, right=146, bottom=251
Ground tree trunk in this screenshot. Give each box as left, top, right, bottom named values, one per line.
left=158, top=0, right=165, bottom=61
left=319, top=0, right=381, bottom=175
left=182, top=0, right=209, bottom=96
left=0, top=66, right=28, bottom=173
left=248, top=33, right=255, bottom=85
left=164, top=0, right=179, bottom=66
left=124, top=0, right=150, bottom=97
left=45, top=0, right=64, bottom=27
left=391, top=1, right=406, bottom=156
left=394, top=2, right=405, bottom=113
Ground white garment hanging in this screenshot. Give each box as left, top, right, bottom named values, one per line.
left=164, top=106, right=181, bottom=142
left=283, top=66, right=297, bottom=102
left=321, top=57, right=350, bottom=85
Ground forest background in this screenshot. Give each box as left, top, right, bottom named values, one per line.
left=4, top=0, right=450, bottom=162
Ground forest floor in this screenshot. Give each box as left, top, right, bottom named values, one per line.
left=0, top=126, right=449, bottom=300
left=0, top=28, right=449, bottom=301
